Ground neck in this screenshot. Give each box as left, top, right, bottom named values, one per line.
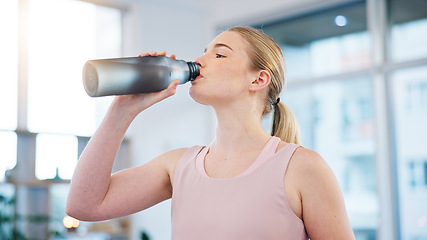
left=211, top=102, right=271, bottom=155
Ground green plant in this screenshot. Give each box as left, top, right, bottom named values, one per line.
left=0, top=193, right=25, bottom=240
left=0, top=192, right=65, bottom=240
left=141, top=231, right=151, bottom=240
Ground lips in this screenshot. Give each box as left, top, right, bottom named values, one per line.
left=194, top=74, right=203, bottom=81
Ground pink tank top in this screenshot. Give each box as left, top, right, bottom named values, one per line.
left=171, top=137, right=308, bottom=240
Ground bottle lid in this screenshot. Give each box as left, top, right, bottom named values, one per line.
left=187, top=62, right=200, bottom=81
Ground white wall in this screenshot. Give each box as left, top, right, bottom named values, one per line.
left=113, top=0, right=354, bottom=239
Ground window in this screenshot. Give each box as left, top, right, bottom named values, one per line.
left=27, top=0, right=121, bottom=136
left=0, top=0, right=19, bottom=183
left=391, top=65, right=427, bottom=239
left=0, top=132, right=17, bottom=182
left=0, top=0, right=122, bottom=181
left=389, top=0, right=427, bottom=239
left=284, top=77, right=377, bottom=235
left=390, top=0, right=427, bottom=62
left=1, top=0, right=126, bottom=238
left=0, top=0, right=18, bottom=131
left=35, top=134, right=78, bottom=180
left=259, top=2, right=371, bottom=81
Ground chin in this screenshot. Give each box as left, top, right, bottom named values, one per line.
left=189, top=86, right=210, bottom=106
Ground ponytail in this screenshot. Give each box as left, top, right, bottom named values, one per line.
left=271, top=101, right=301, bottom=144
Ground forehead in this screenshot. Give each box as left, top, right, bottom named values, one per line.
left=207, top=31, right=249, bottom=53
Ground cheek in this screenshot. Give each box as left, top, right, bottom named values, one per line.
left=189, top=80, right=230, bottom=105
left=215, top=66, right=249, bottom=88
left=188, top=64, right=250, bottom=103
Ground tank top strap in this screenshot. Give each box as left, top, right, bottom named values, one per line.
left=276, top=142, right=301, bottom=174
left=195, top=146, right=209, bottom=176
left=173, top=145, right=204, bottom=184
left=241, top=136, right=282, bottom=176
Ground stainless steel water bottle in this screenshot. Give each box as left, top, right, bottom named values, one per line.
left=82, top=56, right=200, bottom=97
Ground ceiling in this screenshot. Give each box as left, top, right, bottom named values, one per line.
left=256, top=0, right=427, bottom=46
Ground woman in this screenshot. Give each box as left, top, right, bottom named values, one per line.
left=66, top=27, right=355, bottom=239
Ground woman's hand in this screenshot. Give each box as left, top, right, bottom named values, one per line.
left=113, top=51, right=180, bottom=118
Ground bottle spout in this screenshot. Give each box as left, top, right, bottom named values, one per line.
left=187, top=62, right=200, bottom=81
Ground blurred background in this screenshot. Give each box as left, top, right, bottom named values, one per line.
left=0, top=0, right=426, bottom=239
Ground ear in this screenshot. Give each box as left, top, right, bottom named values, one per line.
left=249, top=70, right=271, bottom=92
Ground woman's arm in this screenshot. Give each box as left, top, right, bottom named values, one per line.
left=290, top=148, right=356, bottom=239
left=66, top=52, right=182, bottom=221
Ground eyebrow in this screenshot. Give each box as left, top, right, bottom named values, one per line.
left=204, top=43, right=234, bottom=53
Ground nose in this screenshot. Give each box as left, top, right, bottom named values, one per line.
left=194, top=54, right=205, bottom=68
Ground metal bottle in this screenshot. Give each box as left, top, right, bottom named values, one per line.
left=82, top=56, right=200, bottom=97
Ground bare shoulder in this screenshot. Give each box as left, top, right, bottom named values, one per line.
left=153, top=147, right=189, bottom=174
left=288, top=147, right=338, bottom=199
left=289, top=147, right=329, bottom=174
left=156, top=147, right=199, bottom=186
left=277, top=142, right=330, bottom=185
left=281, top=144, right=329, bottom=180
left=156, top=147, right=189, bottom=161
left=287, top=146, right=355, bottom=239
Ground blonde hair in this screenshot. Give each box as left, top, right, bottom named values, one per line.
left=228, top=26, right=301, bottom=144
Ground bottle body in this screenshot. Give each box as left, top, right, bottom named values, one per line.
left=82, top=56, right=199, bottom=97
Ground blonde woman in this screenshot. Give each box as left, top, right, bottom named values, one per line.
left=67, top=27, right=355, bottom=239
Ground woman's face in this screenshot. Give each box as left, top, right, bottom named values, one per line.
left=189, top=31, right=257, bottom=106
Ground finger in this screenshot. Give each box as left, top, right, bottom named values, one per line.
left=158, top=51, right=167, bottom=56
left=166, top=79, right=180, bottom=94
left=139, top=51, right=173, bottom=58
left=157, top=79, right=179, bottom=99
left=138, top=52, right=150, bottom=57
left=169, top=79, right=180, bottom=89
left=140, top=51, right=157, bottom=56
